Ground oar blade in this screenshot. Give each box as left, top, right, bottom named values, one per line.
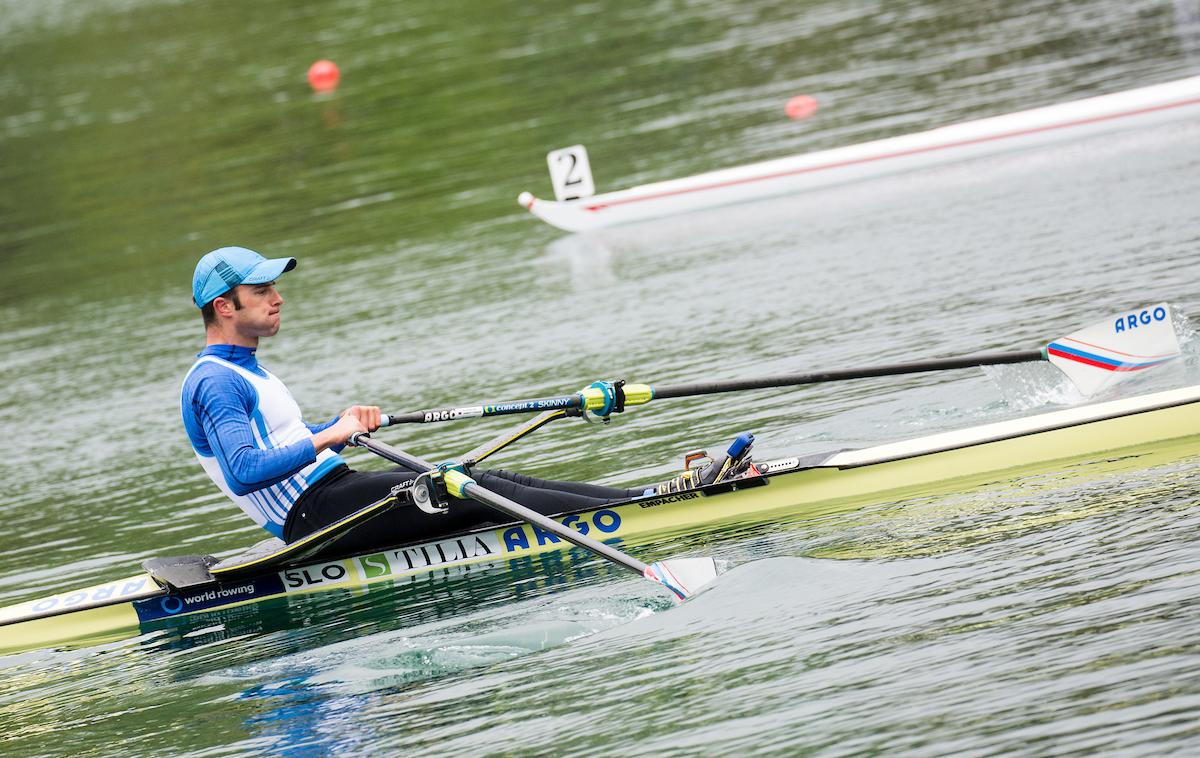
left=645, top=557, right=721, bottom=601
left=1046, top=303, right=1181, bottom=396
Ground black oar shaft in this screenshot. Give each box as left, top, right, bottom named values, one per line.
left=347, top=435, right=648, bottom=577
left=349, top=434, right=437, bottom=471
left=380, top=349, right=1047, bottom=425
left=652, top=350, right=1046, bottom=399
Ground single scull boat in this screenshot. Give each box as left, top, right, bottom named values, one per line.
left=0, top=303, right=1189, bottom=653
left=518, top=76, right=1200, bottom=232
left=2, top=382, right=1199, bottom=653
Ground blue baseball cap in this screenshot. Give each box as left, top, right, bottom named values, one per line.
left=192, top=246, right=297, bottom=308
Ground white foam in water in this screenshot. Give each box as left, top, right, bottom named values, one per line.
left=982, top=362, right=1083, bottom=412
left=601, top=556, right=938, bottom=637
left=1173, top=306, right=1200, bottom=373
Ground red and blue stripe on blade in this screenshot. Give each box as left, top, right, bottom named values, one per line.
left=1044, top=303, right=1181, bottom=396
left=1046, top=339, right=1177, bottom=373
left=644, top=557, right=721, bottom=601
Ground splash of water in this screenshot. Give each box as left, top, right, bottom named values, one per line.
left=981, top=362, right=1083, bottom=412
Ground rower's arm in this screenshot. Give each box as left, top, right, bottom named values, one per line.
left=189, top=375, right=319, bottom=496
left=306, top=417, right=345, bottom=452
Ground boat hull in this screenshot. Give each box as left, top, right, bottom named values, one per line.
left=3, top=384, right=1199, bottom=653
left=520, top=76, right=1200, bottom=232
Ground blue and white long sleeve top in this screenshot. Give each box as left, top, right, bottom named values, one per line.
left=181, top=345, right=346, bottom=537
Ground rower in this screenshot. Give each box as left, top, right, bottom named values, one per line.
left=181, top=246, right=756, bottom=556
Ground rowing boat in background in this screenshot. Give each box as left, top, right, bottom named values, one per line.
left=518, top=76, right=1200, bottom=232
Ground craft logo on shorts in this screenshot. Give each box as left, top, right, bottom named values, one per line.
left=1114, top=305, right=1167, bottom=333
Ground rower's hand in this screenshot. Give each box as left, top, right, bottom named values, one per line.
left=340, top=405, right=382, bottom=432
left=312, top=413, right=369, bottom=453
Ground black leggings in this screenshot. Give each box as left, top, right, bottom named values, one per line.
left=283, top=465, right=641, bottom=555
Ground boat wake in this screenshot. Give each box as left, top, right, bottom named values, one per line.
left=195, top=557, right=868, bottom=697
left=609, top=556, right=928, bottom=634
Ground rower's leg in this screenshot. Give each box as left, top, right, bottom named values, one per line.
left=286, top=467, right=634, bottom=556
left=475, top=469, right=642, bottom=500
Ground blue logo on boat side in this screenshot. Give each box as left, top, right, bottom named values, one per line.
left=134, top=577, right=281, bottom=622
left=29, top=577, right=150, bottom=613
left=1114, top=306, right=1167, bottom=333
left=502, top=509, right=622, bottom=552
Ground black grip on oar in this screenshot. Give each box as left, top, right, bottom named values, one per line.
left=380, top=395, right=586, bottom=427
left=652, top=349, right=1046, bottom=399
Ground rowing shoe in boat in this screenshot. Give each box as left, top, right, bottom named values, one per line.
left=518, top=76, right=1200, bottom=232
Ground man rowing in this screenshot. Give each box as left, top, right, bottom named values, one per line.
left=181, top=246, right=754, bottom=555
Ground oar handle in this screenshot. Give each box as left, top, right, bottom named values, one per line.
left=348, top=432, right=435, bottom=470
left=380, top=395, right=582, bottom=427
left=379, top=382, right=654, bottom=427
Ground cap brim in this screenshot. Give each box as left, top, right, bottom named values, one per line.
left=241, top=257, right=297, bottom=285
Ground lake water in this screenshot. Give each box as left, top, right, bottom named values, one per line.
left=1, top=0, right=1199, bottom=754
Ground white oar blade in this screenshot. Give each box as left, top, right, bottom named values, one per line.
left=1046, top=302, right=1181, bottom=396
left=644, top=557, right=721, bottom=601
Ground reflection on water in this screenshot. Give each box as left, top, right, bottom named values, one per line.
left=140, top=548, right=634, bottom=662
left=542, top=234, right=618, bottom=290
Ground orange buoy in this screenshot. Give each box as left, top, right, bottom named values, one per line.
left=785, top=94, right=819, bottom=120
left=307, top=60, right=340, bottom=93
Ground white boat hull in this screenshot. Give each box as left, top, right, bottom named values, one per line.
left=519, top=76, right=1200, bottom=232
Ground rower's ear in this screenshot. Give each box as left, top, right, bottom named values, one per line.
left=212, top=295, right=237, bottom=318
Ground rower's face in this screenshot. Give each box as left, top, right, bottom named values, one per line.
left=232, top=282, right=284, bottom=337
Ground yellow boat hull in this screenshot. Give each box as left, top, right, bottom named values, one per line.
left=2, top=385, right=1198, bottom=654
